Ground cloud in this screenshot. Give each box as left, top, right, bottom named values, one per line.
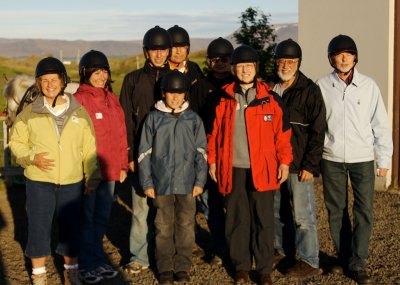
left=0, top=9, right=297, bottom=41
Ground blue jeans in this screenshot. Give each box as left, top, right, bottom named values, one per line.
left=321, top=159, right=375, bottom=271
left=129, top=172, right=154, bottom=266
left=274, top=173, right=319, bottom=268
left=79, top=181, right=115, bottom=271
left=154, top=194, right=196, bottom=273
left=25, top=179, right=83, bottom=258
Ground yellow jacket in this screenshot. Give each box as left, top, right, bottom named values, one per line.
left=9, top=94, right=101, bottom=189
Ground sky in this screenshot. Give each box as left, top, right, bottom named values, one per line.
left=0, top=0, right=298, bottom=41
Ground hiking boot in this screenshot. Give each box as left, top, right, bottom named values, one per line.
left=79, top=270, right=103, bottom=284
left=273, top=253, right=285, bottom=268
left=124, top=261, right=149, bottom=274
left=159, top=271, right=174, bottom=285
left=31, top=273, right=48, bottom=285
left=259, top=274, right=273, bottom=285
left=95, top=264, right=118, bottom=279
left=64, top=268, right=82, bottom=285
left=175, top=271, right=191, bottom=282
left=349, top=269, right=373, bottom=284
left=234, top=270, right=249, bottom=284
left=286, top=260, right=322, bottom=278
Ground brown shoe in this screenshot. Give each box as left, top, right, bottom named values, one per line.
left=259, top=274, right=273, bottom=285
left=286, top=260, right=322, bottom=278
left=273, top=253, right=285, bottom=268
left=235, top=270, right=249, bottom=284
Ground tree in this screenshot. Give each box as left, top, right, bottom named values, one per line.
left=233, top=7, right=277, bottom=80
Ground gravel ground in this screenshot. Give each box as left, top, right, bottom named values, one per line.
left=0, top=179, right=399, bottom=285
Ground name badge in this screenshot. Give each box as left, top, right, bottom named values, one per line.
left=264, top=115, right=272, bottom=122
left=95, top=113, right=103, bottom=119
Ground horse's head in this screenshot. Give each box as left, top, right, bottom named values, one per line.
left=3, top=74, right=35, bottom=127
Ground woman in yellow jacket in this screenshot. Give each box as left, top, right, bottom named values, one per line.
left=9, top=57, right=101, bottom=285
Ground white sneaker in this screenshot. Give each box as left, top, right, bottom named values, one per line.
left=95, top=264, right=118, bottom=279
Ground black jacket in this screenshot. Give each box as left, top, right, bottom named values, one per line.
left=189, top=73, right=235, bottom=133
left=119, top=60, right=170, bottom=162
left=277, top=71, right=326, bottom=175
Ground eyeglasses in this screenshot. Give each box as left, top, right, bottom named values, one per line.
left=276, top=59, right=299, bottom=66
left=209, top=57, right=230, bottom=64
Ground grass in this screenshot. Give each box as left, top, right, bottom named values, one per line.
left=0, top=51, right=208, bottom=169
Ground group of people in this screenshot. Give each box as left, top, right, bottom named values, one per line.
left=8, top=23, right=392, bottom=285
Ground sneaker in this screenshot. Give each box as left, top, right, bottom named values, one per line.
left=95, top=264, right=118, bottom=279
left=159, top=271, right=174, bottom=285
left=286, top=260, right=322, bottom=278
left=79, top=270, right=103, bottom=284
left=64, top=268, right=82, bottom=285
left=31, top=273, right=48, bottom=285
left=349, top=269, right=373, bottom=284
left=124, top=261, right=149, bottom=274
left=175, top=271, right=190, bottom=282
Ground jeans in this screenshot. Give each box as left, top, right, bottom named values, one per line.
left=79, top=181, right=115, bottom=271
left=321, top=159, right=375, bottom=271
left=129, top=172, right=154, bottom=266
left=225, top=168, right=275, bottom=275
left=25, top=179, right=83, bottom=258
left=153, top=194, right=196, bottom=273
left=274, top=173, right=319, bottom=268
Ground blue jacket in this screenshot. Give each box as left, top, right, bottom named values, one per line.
left=316, top=69, right=392, bottom=168
left=138, top=100, right=207, bottom=196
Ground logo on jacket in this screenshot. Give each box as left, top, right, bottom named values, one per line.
left=264, top=115, right=272, bottom=122
left=95, top=112, right=103, bottom=119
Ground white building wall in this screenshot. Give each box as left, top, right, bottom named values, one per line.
left=299, top=0, right=394, bottom=111
left=299, top=0, right=394, bottom=189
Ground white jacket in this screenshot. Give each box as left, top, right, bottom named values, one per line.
left=316, top=69, right=392, bottom=168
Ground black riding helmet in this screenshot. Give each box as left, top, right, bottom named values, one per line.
left=161, top=70, right=191, bottom=95
left=274, top=39, right=302, bottom=59
left=143, top=26, right=171, bottom=50
left=79, top=50, right=110, bottom=77
left=35, top=57, right=69, bottom=107
left=231, top=45, right=258, bottom=65
left=207, top=37, right=234, bottom=58
left=328, top=34, right=358, bottom=68
left=168, top=25, right=190, bottom=48
left=35, top=57, right=68, bottom=86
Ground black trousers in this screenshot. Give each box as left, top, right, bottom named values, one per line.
left=225, top=168, right=275, bottom=275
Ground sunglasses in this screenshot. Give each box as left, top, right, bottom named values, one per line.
left=209, top=57, right=230, bottom=64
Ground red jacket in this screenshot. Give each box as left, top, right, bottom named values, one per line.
left=75, top=84, right=129, bottom=181
left=207, top=81, right=292, bottom=194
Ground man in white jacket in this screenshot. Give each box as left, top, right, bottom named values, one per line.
left=316, top=34, right=393, bottom=285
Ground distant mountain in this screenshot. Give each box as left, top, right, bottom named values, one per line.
left=0, top=24, right=297, bottom=59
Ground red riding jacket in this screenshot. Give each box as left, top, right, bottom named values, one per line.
left=207, top=81, right=292, bottom=194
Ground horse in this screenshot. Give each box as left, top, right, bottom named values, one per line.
left=3, top=74, right=79, bottom=128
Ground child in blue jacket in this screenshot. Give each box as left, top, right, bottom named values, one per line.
left=138, top=70, right=207, bottom=285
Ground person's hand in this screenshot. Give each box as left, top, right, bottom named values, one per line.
left=120, top=169, right=128, bottom=183
left=377, top=168, right=388, bottom=177
left=144, top=188, right=155, bottom=199
left=277, top=164, right=289, bottom=184
left=33, top=152, right=55, bottom=172
left=299, top=169, right=313, bottom=182
left=129, top=161, right=135, bottom=172
left=209, top=163, right=217, bottom=182
left=192, top=186, right=203, bottom=197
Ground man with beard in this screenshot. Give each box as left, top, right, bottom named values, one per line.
left=272, top=39, right=326, bottom=279
left=316, top=35, right=392, bottom=285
